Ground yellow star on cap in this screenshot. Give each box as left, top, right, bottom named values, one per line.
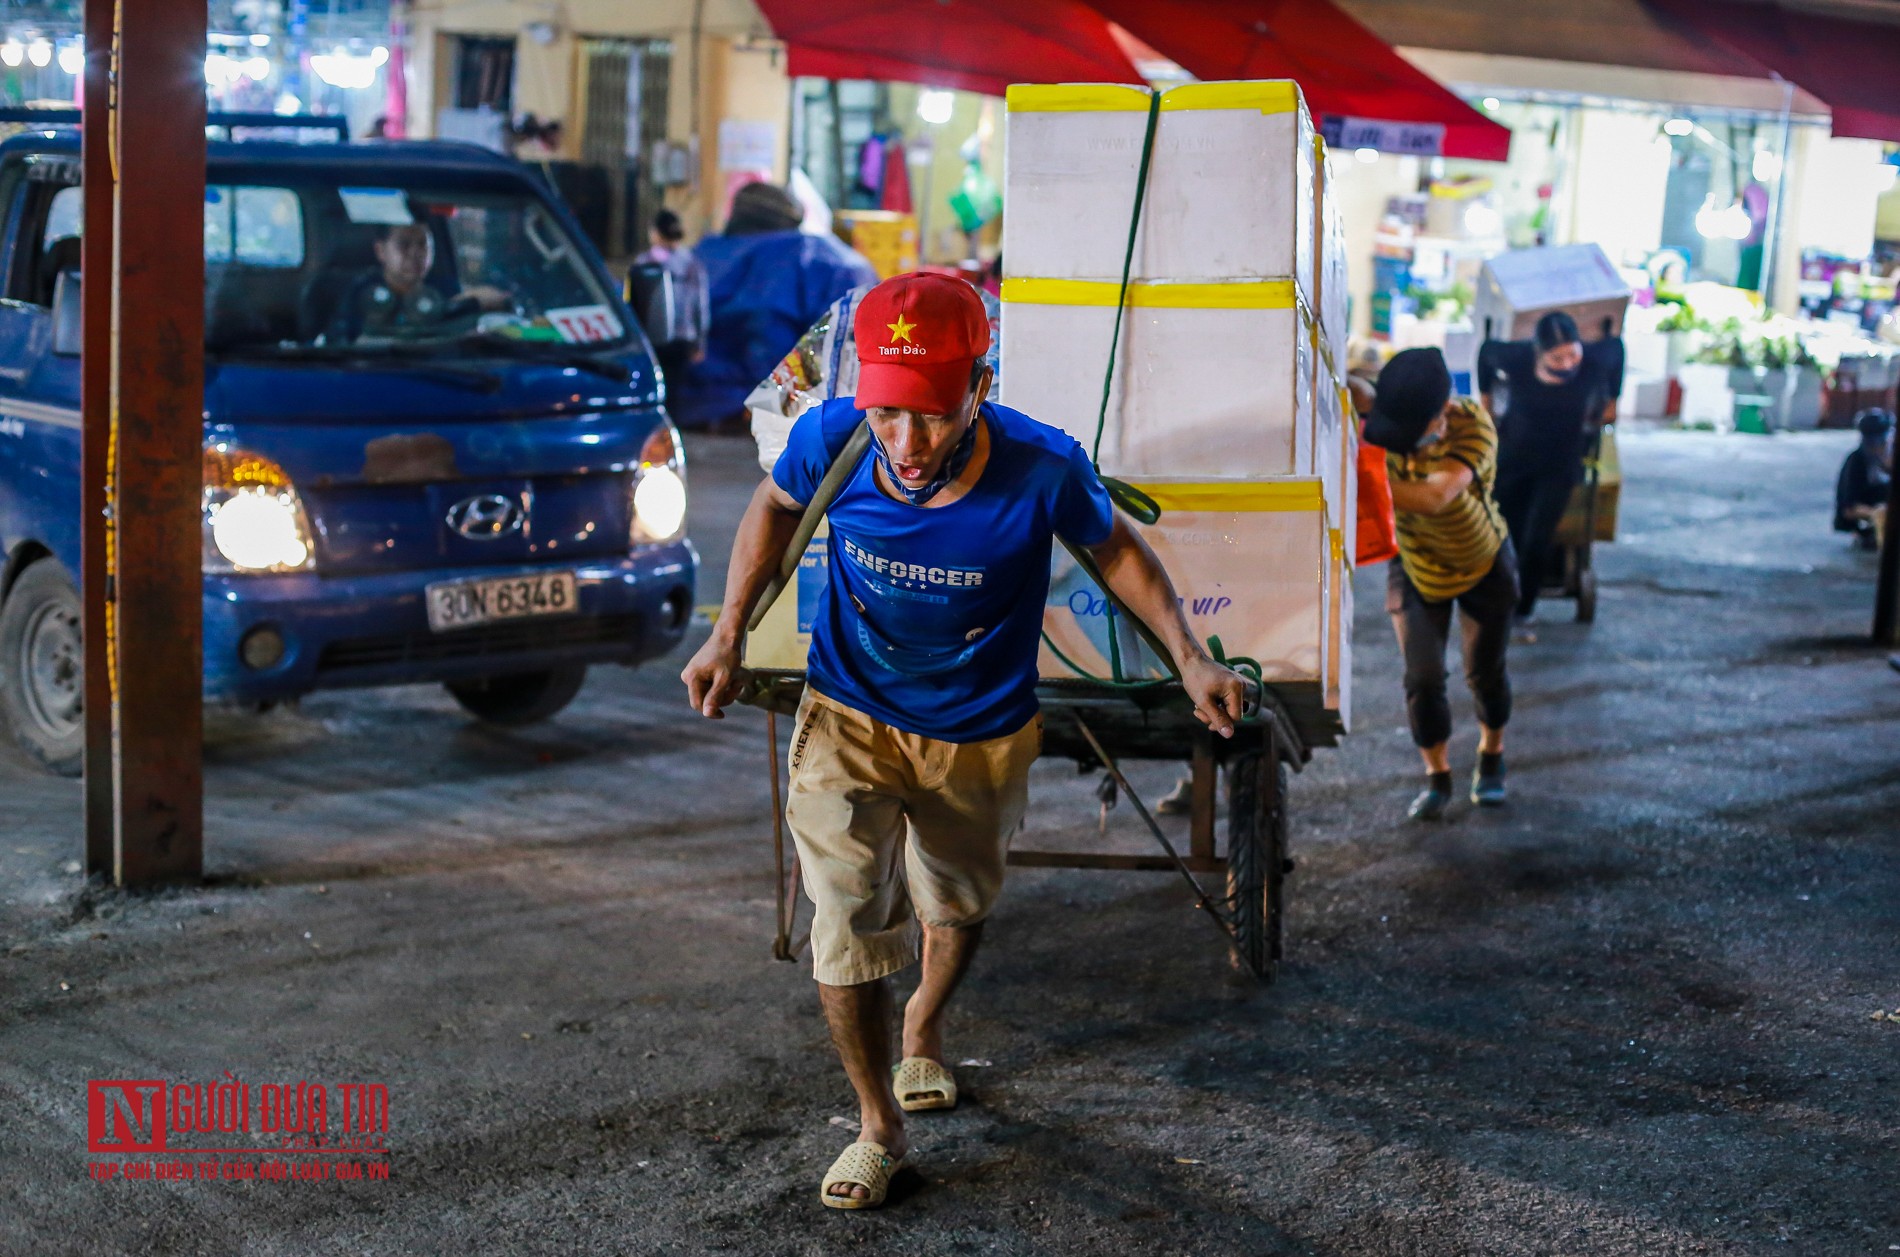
left=887, top=314, right=916, bottom=344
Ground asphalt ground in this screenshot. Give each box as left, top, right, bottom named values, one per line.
left=2, top=426, right=1897, bottom=1256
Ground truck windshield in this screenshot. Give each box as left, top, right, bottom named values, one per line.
left=43, top=178, right=629, bottom=358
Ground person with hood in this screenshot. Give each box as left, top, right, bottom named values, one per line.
left=1363, top=348, right=1518, bottom=820
left=1835, top=408, right=1893, bottom=550
left=672, top=182, right=877, bottom=429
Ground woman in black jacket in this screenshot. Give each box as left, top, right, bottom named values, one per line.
left=1479, top=312, right=1621, bottom=621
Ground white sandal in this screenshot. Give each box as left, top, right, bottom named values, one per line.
left=820, top=1140, right=903, bottom=1209
left=892, top=1056, right=958, bottom=1112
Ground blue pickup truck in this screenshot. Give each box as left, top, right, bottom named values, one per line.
left=0, top=124, right=696, bottom=774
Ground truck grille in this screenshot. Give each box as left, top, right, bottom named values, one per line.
left=316, top=614, right=642, bottom=673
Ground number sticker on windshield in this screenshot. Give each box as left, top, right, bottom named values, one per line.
left=546, top=305, right=623, bottom=344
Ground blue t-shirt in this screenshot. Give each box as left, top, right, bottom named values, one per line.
left=772, top=398, right=1115, bottom=742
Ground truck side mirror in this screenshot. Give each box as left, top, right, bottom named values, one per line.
left=52, top=270, right=81, bottom=357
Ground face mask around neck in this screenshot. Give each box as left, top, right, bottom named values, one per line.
left=871, top=407, right=982, bottom=505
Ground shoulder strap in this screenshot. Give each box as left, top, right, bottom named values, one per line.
left=746, top=420, right=871, bottom=632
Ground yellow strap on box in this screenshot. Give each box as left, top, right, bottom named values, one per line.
left=1006, top=83, right=1152, bottom=113
left=1128, top=480, right=1324, bottom=513
left=1330, top=528, right=1346, bottom=566
left=1002, top=277, right=1299, bottom=311
left=1160, top=81, right=1300, bottom=116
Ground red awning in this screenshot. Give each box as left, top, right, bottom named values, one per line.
left=1644, top=0, right=1900, bottom=143
left=1086, top=0, right=1512, bottom=161
left=755, top=0, right=1145, bottom=100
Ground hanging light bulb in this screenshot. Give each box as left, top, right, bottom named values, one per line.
left=1, top=39, right=24, bottom=67
left=243, top=55, right=270, bottom=81
left=27, top=37, right=52, bottom=67
left=1694, top=196, right=1725, bottom=240
left=917, top=90, right=955, bottom=126
left=1695, top=195, right=1753, bottom=241
left=56, top=41, right=81, bottom=75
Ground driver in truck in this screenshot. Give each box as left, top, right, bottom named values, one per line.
left=323, top=220, right=512, bottom=344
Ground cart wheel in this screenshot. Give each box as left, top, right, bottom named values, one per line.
left=1575, top=567, right=1598, bottom=624
left=1226, top=747, right=1289, bottom=981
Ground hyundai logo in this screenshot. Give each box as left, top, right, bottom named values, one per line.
left=446, top=493, right=525, bottom=540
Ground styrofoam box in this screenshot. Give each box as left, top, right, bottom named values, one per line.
left=1004, top=82, right=1316, bottom=301
left=742, top=520, right=830, bottom=672
left=1040, top=480, right=1332, bottom=685
left=744, top=486, right=1352, bottom=717
left=1322, top=227, right=1348, bottom=360
left=1325, top=549, right=1353, bottom=726
left=1314, top=366, right=1345, bottom=532
left=1000, top=281, right=1315, bottom=481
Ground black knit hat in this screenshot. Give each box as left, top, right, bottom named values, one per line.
left=1364, top=348, right=1452, bottom=454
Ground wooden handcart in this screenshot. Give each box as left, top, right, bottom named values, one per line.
left=1545, top=423, right=1620, bottom=623
left=748, top=673, right=1343, bottom=982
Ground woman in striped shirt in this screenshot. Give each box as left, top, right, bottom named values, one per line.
left=1363, top=349, right=1519, bottom=821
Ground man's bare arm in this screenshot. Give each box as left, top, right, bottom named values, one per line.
left=680, top=478, right=804, bottom=718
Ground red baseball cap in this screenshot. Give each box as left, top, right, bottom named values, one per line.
left=852, top=272, right=991, bottom=416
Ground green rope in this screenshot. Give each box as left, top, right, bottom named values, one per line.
left=1091, top=91, right=1162, bottom=470
left=1046, top=90, right=1179, bottom=689
left=1039, top=630, right=1173, bottom=692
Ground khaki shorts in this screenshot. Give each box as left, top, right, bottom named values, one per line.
left=785, top=688, right=1042, bottom=986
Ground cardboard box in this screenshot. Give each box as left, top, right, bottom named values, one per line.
left=1003, top=82, right=1316, bottom=303
left=834, top=210, right=919, bottom=280
left=1470, top=243, right=1630, bottom=358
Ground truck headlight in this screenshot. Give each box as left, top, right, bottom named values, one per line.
left=631, top=420, right=687, bottom=544
left=203, top=445, right=316, bottom=574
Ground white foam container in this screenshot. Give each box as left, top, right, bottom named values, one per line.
left=1000, top=282, right=1315, bottom=482
left=1039, top=480, right=1332, bottom=685
left=1004, top=82, right=1316, bottom=304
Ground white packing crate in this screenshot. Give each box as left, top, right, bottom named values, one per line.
left=747, top=476, right=1355, bottom=721
left=1039, top=479, right=1335, bottom=689
left=1004, top=82, right=1316, bottom=304
left=1325, top=545, right=1353, bottom=728
left=1472, top=243, right=1630, bottom=346
left=1315, top=364, right=1346, bottom=532
left=1326, top=400, right=1359, bottom=728
left=1000, top=278, right=1315, bottom=481
left=1313, top=140, right=1350, bottom=362
left=742, top=521, right=830, bottom=672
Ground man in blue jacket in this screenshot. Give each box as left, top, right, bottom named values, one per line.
left=681, top=272, right=1249, bottom=1209
left=672, top=182, right=877, bottom=428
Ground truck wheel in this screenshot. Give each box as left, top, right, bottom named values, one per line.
left=446, top=665, right=587, bottom=726
left=1575, top=568, right=1598, bottom=624
left=0, top=560, right=84, bottom=776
